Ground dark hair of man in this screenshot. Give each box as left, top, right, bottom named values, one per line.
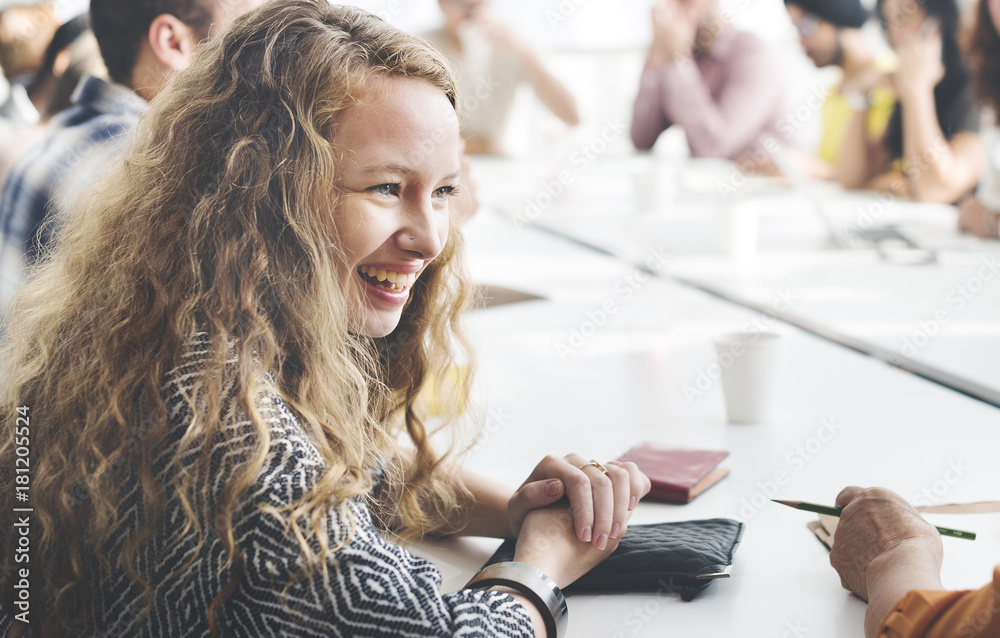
left=970, top=0, right=1000, bottom=123
left=89, top=0, right=217, bottom=85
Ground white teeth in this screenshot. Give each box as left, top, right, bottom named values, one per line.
left=376, top=269, right=387, bottom=282
left=386, top=272, right=397, bottom=284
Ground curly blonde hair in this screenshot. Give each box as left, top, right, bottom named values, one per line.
left=0, top=1, right=474, bottom=635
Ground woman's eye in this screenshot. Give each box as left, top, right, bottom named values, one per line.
left=434, top=186, right=459, bottom=200
left=369, top=183, right=400, bottom=197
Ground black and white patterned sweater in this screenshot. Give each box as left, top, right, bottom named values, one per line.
left=3, top=337, right=533, bottom=637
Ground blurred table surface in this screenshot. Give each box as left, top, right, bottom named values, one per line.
left=467, top=154, right=1000, bottom=405
left=409, top=197, right=1000, bottom=638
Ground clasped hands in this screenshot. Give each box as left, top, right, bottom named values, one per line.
left=648, top=0, right=699, bottom=66
left=503, top=454, right=650, bottom=588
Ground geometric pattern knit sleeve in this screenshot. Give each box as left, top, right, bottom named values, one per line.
left=219, top=395, right=535, bottom=637
left=86, top=337, right=535, bottom=638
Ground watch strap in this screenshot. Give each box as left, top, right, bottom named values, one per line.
left=466, top=561, right=568, bottom=638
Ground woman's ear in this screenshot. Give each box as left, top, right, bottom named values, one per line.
left=147, top=13, right=202, bottom=74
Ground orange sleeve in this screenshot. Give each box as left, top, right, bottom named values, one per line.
left=878, top=566, right=1000, bottom=638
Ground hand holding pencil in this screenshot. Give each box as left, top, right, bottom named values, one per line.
left=773, top=499, right=976, bottom=540
left=804, top=487, right=948, bottom=609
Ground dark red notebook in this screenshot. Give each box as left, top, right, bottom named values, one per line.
left=616, top=443, right=730, bottom=504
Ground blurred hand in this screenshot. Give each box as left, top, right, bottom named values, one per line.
left=830, top=486, right=943, bottom=602
left=513, top=504, right=622, bottom=588
left=957, top=194, right=999, bottom=238
left=508, top=453, right=650, bottom=551
left=893, top=26, right=944, bottom=102
left=649, top=0, right=698, bottom=65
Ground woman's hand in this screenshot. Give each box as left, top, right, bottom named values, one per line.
left=507, top=454, right=651, bottom=550
left=893, top=27, right=945, bottom=103
left=513, top=504, right=624, bottom=589
left=957, top=194, right=999, bottom=238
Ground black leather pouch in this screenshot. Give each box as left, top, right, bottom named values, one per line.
left=483, top=518, right=744, bottom=602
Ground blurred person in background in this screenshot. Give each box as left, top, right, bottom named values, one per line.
left=830, top=486, right=999, bottom=637
left=0, top=1, right=59, bottom=138
left=784, top=0, right=897, bottom=180
left=957, top=0, right=1000, bottom=238
left=22, top=15, right=101, bottom=124
left=0, top=0, right=262, bottom=318
left=0, top=15, right=107, bottom=185
left=630, top=0, right=788, bottom=160
left=837, top=0, right=982, bottom=203
left=422, top=0, right=580, bottom=155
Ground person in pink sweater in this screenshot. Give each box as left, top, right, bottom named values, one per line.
left=630, top=0, right=788, bottom=159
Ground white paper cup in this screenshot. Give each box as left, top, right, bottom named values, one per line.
left=717, top=202, right=760, bottom=260
left=714, top=332, right=780, bottom=423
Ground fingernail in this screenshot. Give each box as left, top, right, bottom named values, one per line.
left=544, top=479, right=562, bottom=497
left=629, top=496, right=637, bottom=510
left=610, top=523, right=621, bottom=539
left=583, top=526, right=592, bottom=542
left=597, top=534, right=608, bottom=550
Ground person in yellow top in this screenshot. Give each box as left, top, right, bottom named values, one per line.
left=830, top=486, right=1000, bottom=638
left=784, top=0, right=897, bottom=180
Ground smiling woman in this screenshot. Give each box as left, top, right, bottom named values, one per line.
left=0, top=1, right=648, bottom=637
left=335, top=75, right=461, bottom=337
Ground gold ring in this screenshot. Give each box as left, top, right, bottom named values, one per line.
left=579, top=460, right=609, bottom=475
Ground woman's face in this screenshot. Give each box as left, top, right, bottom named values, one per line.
left=334, top=76, right=461, bottom=338
left=786, top=5, right=841, bottom=68
left=881, top=0, right=930, bottom=48
left=439, top=0, right=488, bottom=30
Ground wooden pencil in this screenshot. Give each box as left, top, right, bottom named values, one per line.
left=772, top=499, right=976, bottom=541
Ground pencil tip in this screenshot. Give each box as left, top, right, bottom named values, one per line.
left=772, top=499, right=797, bottom=507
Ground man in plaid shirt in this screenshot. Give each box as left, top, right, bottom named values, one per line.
left=0, top=0, right=260, bottom=316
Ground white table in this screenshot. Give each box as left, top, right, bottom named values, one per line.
left=470, top=154, right=1000, bottom=404
left=411, top=207, right=1000, bottom=637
